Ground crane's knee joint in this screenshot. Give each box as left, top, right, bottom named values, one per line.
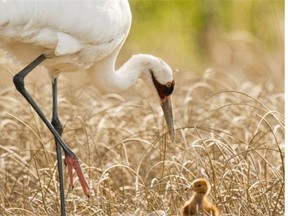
left=13, top=74, right=25, bottom=92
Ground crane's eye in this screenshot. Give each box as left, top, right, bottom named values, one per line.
left=166, top=82, right=172, bottom=88
left=150, top=70, right=175, bottom=99
left=163, top=80, right=174, bottom=96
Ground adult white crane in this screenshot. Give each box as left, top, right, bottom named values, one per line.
left=0, top=0, right=175, bottom=215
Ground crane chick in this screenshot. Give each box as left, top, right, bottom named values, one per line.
left=182, top=178, right=220, bottom=216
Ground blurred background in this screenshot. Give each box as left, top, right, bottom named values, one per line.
left=123, top=0, right=284, bottom=90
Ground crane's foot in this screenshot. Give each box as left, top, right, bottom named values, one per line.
left=64, top=154, right=89, bottom=197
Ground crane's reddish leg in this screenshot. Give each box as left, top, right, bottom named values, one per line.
left=64, top=155, right=89, bottom=196
left=13, top=55, right=89, bottom=208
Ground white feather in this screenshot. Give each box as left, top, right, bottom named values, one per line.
left=0, top=0, right=174, bottom=94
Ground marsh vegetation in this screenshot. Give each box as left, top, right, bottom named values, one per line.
left=0, top=0, right=284, bottom=215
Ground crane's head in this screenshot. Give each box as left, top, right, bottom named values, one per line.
left=191, top=178, right=211, bottom=195
left=139, top=55, right=175, bottom=141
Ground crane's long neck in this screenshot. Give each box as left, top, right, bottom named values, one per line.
left=87, top=54, right=148, bottom=93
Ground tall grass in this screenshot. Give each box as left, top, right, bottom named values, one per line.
left=0, top=65, right=284, bottom=215
left=0, top=1, right=284, bottom=215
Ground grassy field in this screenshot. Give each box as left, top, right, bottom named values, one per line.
left=0, top=66, right=284, bottom=215
left=0, top=0, right=284, bottom=216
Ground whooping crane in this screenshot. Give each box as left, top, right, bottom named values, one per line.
left=0, top=0, right=175, bottom=215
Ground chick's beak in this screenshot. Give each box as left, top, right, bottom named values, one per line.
left=191, top=185, right=197, bottom=192
left=161, top=95, right=175, bottom=141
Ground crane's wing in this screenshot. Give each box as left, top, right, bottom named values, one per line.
left=0, top=0, right=131, bottom=67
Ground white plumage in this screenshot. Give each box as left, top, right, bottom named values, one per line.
left=0, top=1, right=175, bottom=214
left=0, top=0, right=174, bottom=94
left=0, top=0, right=130, bottom=74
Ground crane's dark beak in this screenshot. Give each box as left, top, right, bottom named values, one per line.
left=161, top=95, right=175, bottom=141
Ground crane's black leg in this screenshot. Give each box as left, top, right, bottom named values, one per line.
left=13, top=55, right=75, bottom=155
left=51, top=78, right=66, bottom=216
left=13, top=54, right=89, bottom=212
